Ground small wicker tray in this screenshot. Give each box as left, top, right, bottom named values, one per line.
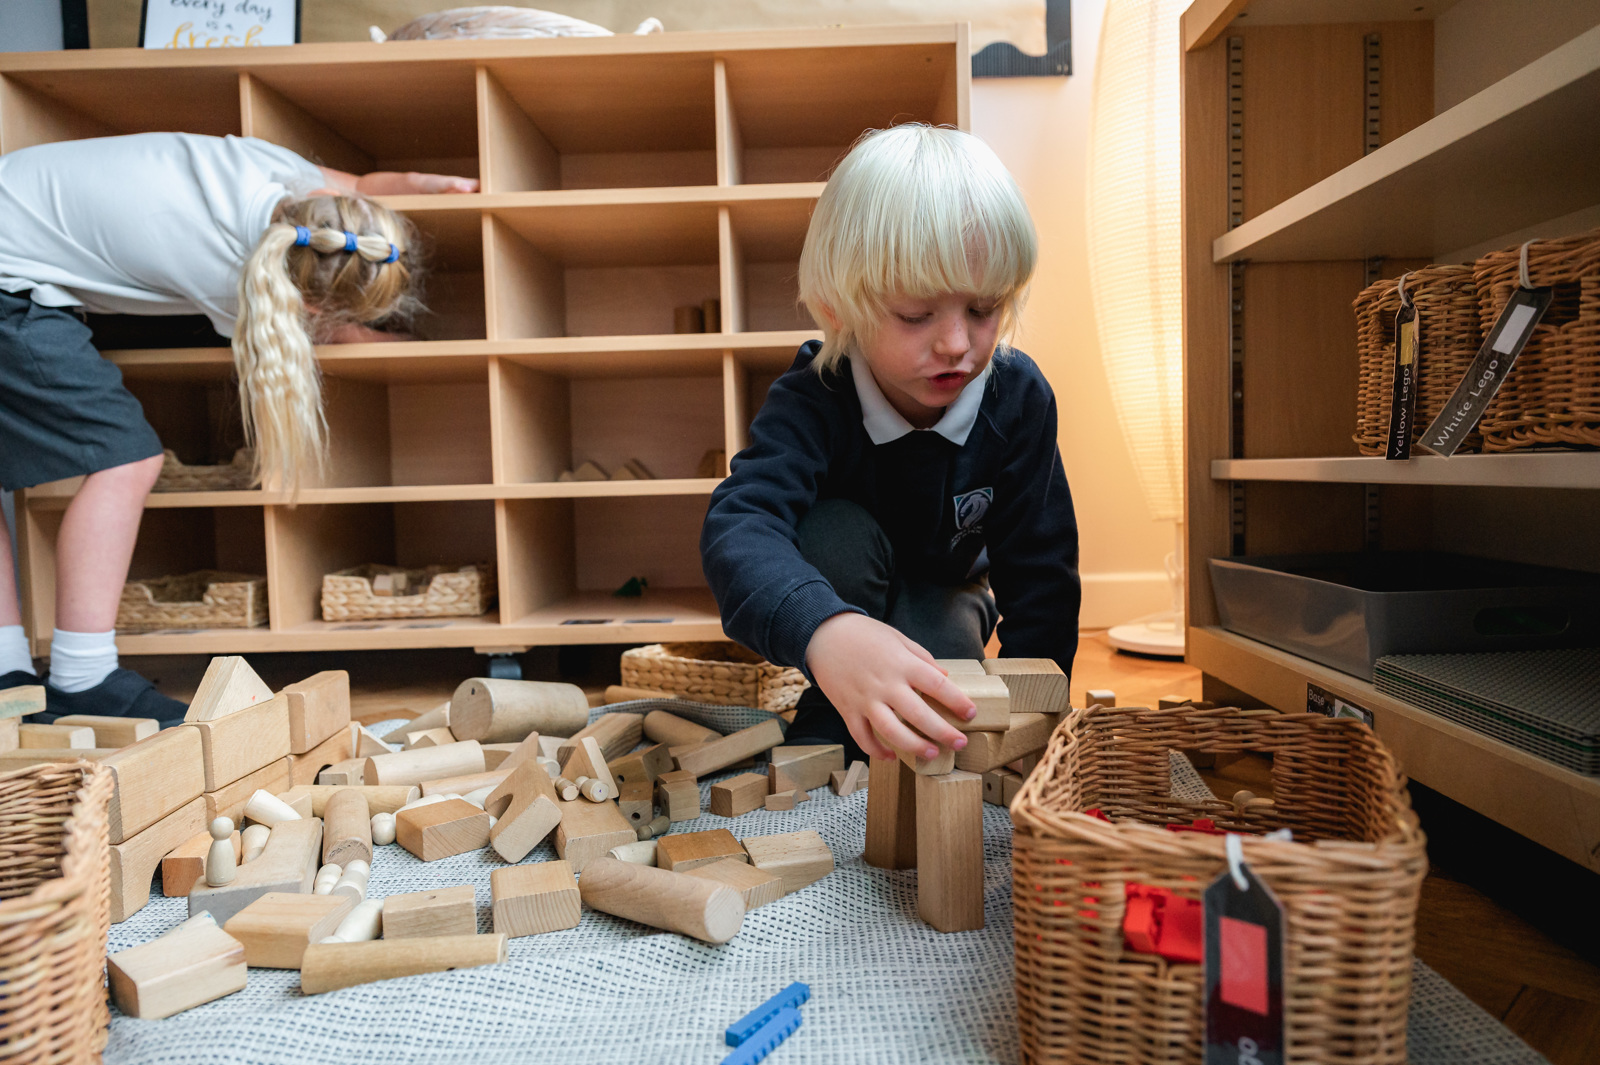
left=117, top=571, right=267, bottom=633
left=152, top=448, right=254, bottom=492
left=320, top=563, right=495, bottom=622
left=621, top=641, right=808, bottom=711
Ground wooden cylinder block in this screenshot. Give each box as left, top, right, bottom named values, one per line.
left=450, top=679, right=589, bottom=743
left=279, top=785, right=422, bottom=816
left=578, top=856, right=745, bottom=944
left=322, top=789, right=372, bottom=868
left=642, top=710, right=718, bottom=748
left=299, top=934, right=508, bottom=994
left=364, top=741, right=485, bottom=786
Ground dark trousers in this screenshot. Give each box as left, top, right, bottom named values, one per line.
left=787, top=499, right=999, bottom=762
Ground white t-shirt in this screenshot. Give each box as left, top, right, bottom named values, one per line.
left=0, top=133, right=323, bottom=338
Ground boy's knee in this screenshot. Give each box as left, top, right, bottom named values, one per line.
left=96, top=454, right=164, bottom=491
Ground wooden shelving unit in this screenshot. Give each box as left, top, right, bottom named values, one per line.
left=0, top=27, right=969, bottom=656
left=1180, top=3, right=1600, bottom=870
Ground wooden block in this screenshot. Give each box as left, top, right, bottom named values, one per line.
left=18, top=723, right=95, bottom=748
left=421, top=768, right=510, bottom=798
left=0, top=684, right=45, bottom=720
left=764, top=791, right=796, bottom=811
left=1009, top=751, right=1042, bottom=779
left=685, top=857, right=784, bottom=910
left=380, top=702, right=448, bottom=742
left=323, top=788, right=372, bottom=867
left=352, top=724, right=389, bottom=757
left=403, top=726, right=458, bottom=750
left=656, top=771, right=701, bottom=822
left=953, top=713, right=1065, bottom=774
left=982, top=769, right=1020, bottom=806
left=769, top=745, right=845, bottom=791
left=578, top=857, right=744, bottom=945
left=103, top=726, right=206, bottom=844
left=365, top=740, right=485, bottom=786
left=185, top=655, right=273, bottom=722
left=608, top=743, right=673, bottom=788
left=742, top=830, right=835, bottom=895
left=396, top=797, right=490, bottom=861
left=605, top=685, right=677, bottom=704
left=558, top=735, right=618, bottom=799
left=282, top=670, right=351, bottom=754
left=491, top=861, right=580, bottom=937
left=484, top=763, right=562, bottom=862
left=203, top=756, right=291, bottom=823
left=107, top=913, right=246, bottom=1018
left=0, top=747, right=115, bottom=771
left=709, top=773, right=767, bottom=818
left=162, top=824, right=239, bottom=899
left=1002, top=771, right=1025, bottom=806
left=927, top=674, right=1012, bottom=732
left=0, top=714, right=16, bottom=753
left=557, top=712, right=643, bottom=763
left=382, top=884, right=477, bottom=939
left=300, top=934, right=508, bottom=994
left=831, top=760, right=868, bottom=797
left=553, top=797, right=636, bottom=872
left=617, top=778, right=655, bottom=827
left=224, top=891, right=353, bottom=968
left=915, top=770, right=984, bottom=932
left=481, top=742, right=521, bottom=769
left=672, top=719, right=783, bottom=778
left=288, top=723, right=353, bottom=787
left=897, top=745, right=955, bottom=776
left=187, top=693, right=292, bottom=792
left=52, top=714, right=158, bottom=747
left=1086, top=688, right=1118, bottom=708
left=278, top=784, right=420, bottom=817
left=188, top=816, right=323, bottom=925
left=110, top=796, right=208, bottom=922
left=317, top=758, right=365, bottom=786
left=935, top=659, right=988, bottom=675
left=864, top=757, right=917, bottom=870
left=449, top=678, right=590, bottom=743
left=642, top=709, right=718, bottom=747
left=1158, top=695, right=1215, bottom=711
left=982, top=659, right=1071, bottom=716
left=656, top=828, right=746, bottom=873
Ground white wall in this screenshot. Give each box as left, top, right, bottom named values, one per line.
left=1, top=0, right=64, bottom=51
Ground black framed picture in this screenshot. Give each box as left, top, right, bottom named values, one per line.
left=140, top=0, right=301, bottom=49
left=972, top=0, right=1071, bottom=77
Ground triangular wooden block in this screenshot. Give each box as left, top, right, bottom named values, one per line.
left=559, top=736, right=617, bottom=799
left=185, top=657, right=273, bottom=722
left=610, top=465, right=638, bottom=480
left=623, top=459, right=655, bottom=480
left=573, top=461, right=609, bottom=481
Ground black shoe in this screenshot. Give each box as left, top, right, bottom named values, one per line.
left=46, top=668, right=188, bottom=728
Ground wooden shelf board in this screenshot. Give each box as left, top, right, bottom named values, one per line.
left=1213, top=452, right=1600, bottom=489
left=1213, top=24, right=1600, bottom=262
left=1188, top=625, right=1600, bottom=871
left=376, top=182, right=825, bottom=215
left=26, top=479, right=721, bottom=510
left=503, top=587, right=725, bottom=643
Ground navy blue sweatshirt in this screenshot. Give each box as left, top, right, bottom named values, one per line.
left=701, top=341, right=1080, bottom=680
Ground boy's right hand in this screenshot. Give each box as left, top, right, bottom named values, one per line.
left=804, top=613, right=976, bottom=762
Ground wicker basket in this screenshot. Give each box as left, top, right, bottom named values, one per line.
left=152, top=448, right=254, bottom=492
left=320, top=563, right=495, bottom=621
left=620, top=642, right=809, bottom=711
left=0, top=762, right=115, bottom=1064
left=1472, top=229, right=1600, bottom=451
left=117, top=571, right=267, bottom=633
left=1352, top=264, right=1483, bottom=455
left=1012, top=704, right=1427, bottom=1065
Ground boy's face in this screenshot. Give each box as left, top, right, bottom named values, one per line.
left=860, top=291, right=1000, bottom=429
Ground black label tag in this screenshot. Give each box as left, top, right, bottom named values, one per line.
left=1306, top=683, right=1373, bottom=726
left=1204, top=855, right=1285, bottom=1065
left=1385, top=303, right=1419, bottom=460
left=1417, top=286, right=1553, bottom=457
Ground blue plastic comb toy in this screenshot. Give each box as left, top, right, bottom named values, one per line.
left=720, top=1007, right=802, bottom=1065
left=725, top=982, right=811, bottom=1046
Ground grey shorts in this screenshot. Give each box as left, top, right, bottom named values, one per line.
left=0, top=289, right=163, bottom=491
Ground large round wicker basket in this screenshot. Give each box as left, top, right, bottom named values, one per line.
left=620, top=642, right=808, bottom=711
left=1012, top=704, right=1426, bottom=1065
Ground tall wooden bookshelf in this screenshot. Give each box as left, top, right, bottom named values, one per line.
left=0, top=25, right=969, bottom=657
left=1180, top=1, right=1600, bottom=869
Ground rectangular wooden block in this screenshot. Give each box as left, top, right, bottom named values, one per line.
left=655, top=828, right=746, bottom=873
left=224, top=892, right=353, bottom=968
left=915, top=770, right=984, bottom=932
left=492, top=861, right=580, bottom=937
left=608, top=743, right=673, bottom=788
left=742, top=830, right=835, bottom=895
left=299, top=934, right=506, bottom=995
left=897, top=745, right=955, bottom=776
left=188, top=693, right=292, bottom=792
left=709, top=772, right=767, bottom=818
left=656, top=772, right=701, bottom=822
left=318, top=758, right=366, bottom=786
left=617, top=778, right=655, bottom=828
left=396, top=798, right=490, bottom=861
left=953, top=713, right=1066, bottom=774
left=982, top=769, right=1021, bottom=806
left=278, top=784, right=420, bottom=817
left=557, top=712, right=642, bottom=763
left=188, top=817, right=323, bottom=926
left=764, top=791, right=796, bottom=811
left=1002, top=771, right=1025, bottom=806
left=18, top=723, right=95, bottom=748
left=383, top=884, right=477, bottom=938
left=422, top=768, right=511, bottom=798
left=51, top=714, right=158, bottom=747
left=685, top=857, right=784, bottom=910
left=282, top=670, right=351, bottom=754
left=0, top=714, right=16, bottom=753
left=982, top=658, right=1071, bottom=716
left=288, top=724, right=353, bottom=787
left=671, top=718, right=783, bottom=778
left=0, top=685, right=44, bottom=721
left=107, top=916, right=247, bottom=1019
left=103, top=726, right=206, bottom=844
left=864, top=757, right=917, bottom=870
left=110, top=795, right=208, bottom=923
left=768, top=745, right=845, bottom=791
left=203, top=756, right=292, bottom=823
left=927, top=673, right=1012, bottom=732
left=553, top=797, right=636, bottom=872
left=934, top=659, right=987, bottom=675
left=162, top=825, right=239, bottom=899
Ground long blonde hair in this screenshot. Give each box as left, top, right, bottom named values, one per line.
left=233, top=195, right=420, bottom=491
left=797, top=124, right=1037, bottom=375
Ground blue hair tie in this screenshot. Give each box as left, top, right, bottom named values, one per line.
left=343, top=231, right=358, bottom=253
left=293, top=226, right=311, bottom=247
left=383, top=243, right=399, bottom=264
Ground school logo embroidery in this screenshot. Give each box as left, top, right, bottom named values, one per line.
left=950, top=487, right=993, bottom=549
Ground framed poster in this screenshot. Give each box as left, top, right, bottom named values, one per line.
left=140, top=0, right=300, bottom=49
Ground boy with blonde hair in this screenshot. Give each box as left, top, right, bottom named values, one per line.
left=702, top=124, right=1080, bottom=764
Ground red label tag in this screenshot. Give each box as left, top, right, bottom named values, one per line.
left=1218, top=916, right=1269, bottom=1015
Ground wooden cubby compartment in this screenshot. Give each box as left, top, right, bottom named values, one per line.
left=317, top=370, right=492, bottom=488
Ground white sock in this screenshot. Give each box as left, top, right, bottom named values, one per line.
left=48, top=629, right=118, bottom=693
left=0, top=625, right=33, bottom=677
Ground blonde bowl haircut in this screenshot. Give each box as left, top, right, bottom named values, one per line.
left=797, top=124, right=1037, bottom=376
left=233, top=194, right=422, bottom=493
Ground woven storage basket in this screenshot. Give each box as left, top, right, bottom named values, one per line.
left=117, top=571, right=267, bottom=633
left=320, top=563, right=495, bottom=621
left=152, top=448, right=253, bottom=492
left=620, top=642, right=809, bottom=711
left=0, top=762, right=114, bottom=1065
left=1352, top=265, right=1483, bottom=454
left=1012, top=704, right=1427, bottom=1065
left=1472, top=229, right=1600, bottom=451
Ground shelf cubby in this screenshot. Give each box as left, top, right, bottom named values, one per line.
left=0, top=66, right=239, bottom=151
left=317, top=371, right=493, bottom=489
